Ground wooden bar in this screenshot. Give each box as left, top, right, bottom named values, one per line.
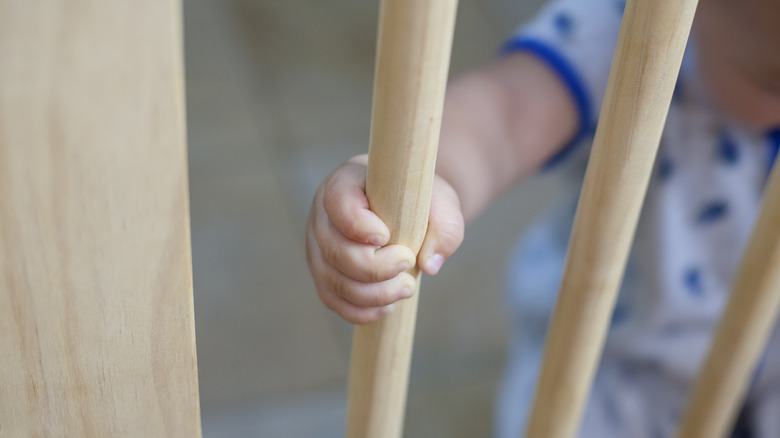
left=675, top=144, right=780, bottom=438
left=345, top=0, right=458, bottom=437
left=524, top=0, right=699, bottom=437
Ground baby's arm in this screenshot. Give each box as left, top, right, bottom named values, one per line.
left=436, top=51, right=577, bottom=221
left=305, top=51, right=577, bottom=324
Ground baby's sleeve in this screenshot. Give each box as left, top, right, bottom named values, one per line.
left=502, top=0, right=626, bottom=166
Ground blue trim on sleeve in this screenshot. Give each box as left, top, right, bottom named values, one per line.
left=500, top=37, right=593, bottom=169
left=767, top=127, right=780, bottom=174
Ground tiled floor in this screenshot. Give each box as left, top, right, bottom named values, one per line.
left=184, top=1, right=559, bottom=436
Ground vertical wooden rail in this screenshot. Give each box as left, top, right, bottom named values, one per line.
left=0, top=1, right=201, bottom=436
left=346, top=0, right=458, bottom=437
left=524, top=0, right=699, bottom=437
left=674, top=147, right=780, bottom=438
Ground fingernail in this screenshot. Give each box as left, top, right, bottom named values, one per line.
left=368, top=234, right=384, bottom=246
left=426, top=254, right=444, bottom=275
left=380, top=304, right=395, bottom=315
left=396, top=261, right=412, bottom=273
left=399, top=287, right=413, bottom=299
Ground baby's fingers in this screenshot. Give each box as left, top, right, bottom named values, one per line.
left=317, top=289, right=395, bottom=325
left=315, top=217, right=414, bottom=283
left=312, top=177, right=416, bottom=282
left=323, top=155, right=390, bottom=246
left=325, top=268, right=417, bottom=309
left=307, top=228, right=417, bottom=307
left=418, top=175, right=465, bottom=275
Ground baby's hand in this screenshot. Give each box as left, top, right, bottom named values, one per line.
left=306, top=154, right=464, bottom=324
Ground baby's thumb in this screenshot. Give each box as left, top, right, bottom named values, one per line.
left=418, top=176, right=465, bottom=276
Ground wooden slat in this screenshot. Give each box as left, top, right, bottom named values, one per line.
left=523, top=0, right=699, bottom=437
left=346, top=0, right=458, bottom=437
left=675, top=139, right=780, bottom=438
left=0, top=1, right=201, bottom=436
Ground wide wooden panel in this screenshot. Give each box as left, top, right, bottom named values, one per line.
left=0, top=1, right=201, bottom=436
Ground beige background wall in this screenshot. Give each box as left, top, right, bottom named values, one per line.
left=184, top=1, right=560, bottom=436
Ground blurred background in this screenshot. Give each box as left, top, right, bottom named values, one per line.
left=184, top=0, right=564, bottom=436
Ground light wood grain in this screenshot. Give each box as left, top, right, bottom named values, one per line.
left=345, top=1, right=458, bottom=437
left=0, top=1, right=201, bottom=436
left=674, top=144, right=780, bottom=438
left=523, top=1, right=699, bottom=437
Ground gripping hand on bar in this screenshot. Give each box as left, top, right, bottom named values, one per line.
left=305, top=155, right=464, bottom=325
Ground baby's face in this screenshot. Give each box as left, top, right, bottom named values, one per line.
left=694, top=0, right=780, bottom=129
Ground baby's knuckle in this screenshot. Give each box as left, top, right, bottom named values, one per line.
left=323, top=240, right=343, bottom=269
left=366, top=259, right=384, bottom=283
left=342, top=216, right=363, bottom=239
left=321, top=182, right=338, bottom=212
left=308, top=251, right=330, bottom=281
left=316, top=287, right=340, bottom=313
left=372, top=287, right=392, bottom=307
left=438, top=221, right=465, bottom=248
left=326, top=270, right=349, bottom=299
